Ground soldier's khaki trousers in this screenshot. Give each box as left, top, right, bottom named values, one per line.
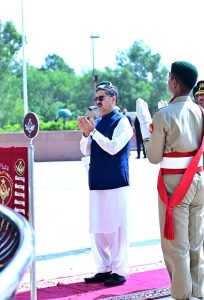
left=159, top=172, right=204, bottom=299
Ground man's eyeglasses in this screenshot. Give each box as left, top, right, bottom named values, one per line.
left=94, top=96, right=105, bottom=102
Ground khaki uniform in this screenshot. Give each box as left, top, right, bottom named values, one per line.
left=146, top=96, right=204, bottom=299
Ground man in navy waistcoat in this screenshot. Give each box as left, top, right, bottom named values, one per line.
left=78, top=81, right=133, bottom=286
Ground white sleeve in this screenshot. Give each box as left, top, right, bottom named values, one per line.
left=80, top=135, right=92, bottom=156
left=136, top=98, right=152, bottom=141
left=92, top=117, right=133, bottom=155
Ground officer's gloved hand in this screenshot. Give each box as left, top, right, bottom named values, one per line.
left=136, top=98, right=152, bottom=141
left=158, top=100, right=168, bottom=109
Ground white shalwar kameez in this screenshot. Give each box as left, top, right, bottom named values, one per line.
left=80, top=117, right=133, bottom=276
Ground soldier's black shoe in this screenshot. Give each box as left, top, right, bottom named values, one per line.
left=84, top=271, right=112, bottom=283
left=104, top=273, right=126, bottom=286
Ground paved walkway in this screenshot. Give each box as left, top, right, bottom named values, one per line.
left=20, top=151, right=164, bottom=287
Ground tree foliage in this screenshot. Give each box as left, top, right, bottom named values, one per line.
left=0, top=20, right=171, bottom=130
left=115, top=40, right=169, bottom=112
left=41, top=54, right=75, bottom=74
left=0, top=21, right=22, bottom=67
left=0, top=20, right=23, bottom=127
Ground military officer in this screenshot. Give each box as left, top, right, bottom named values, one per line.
left=195, top=80, right=204, bottom=108
left=137, top=61, right=204, bottom=299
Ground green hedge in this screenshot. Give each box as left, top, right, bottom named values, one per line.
left=0, top=120, right=79, bottom=132
left=39, top=120, right=78, bottom=131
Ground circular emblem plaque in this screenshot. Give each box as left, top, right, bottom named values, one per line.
left=23, top=112, right=39, bottom=139
left=0, top=171, right=13, bottom=206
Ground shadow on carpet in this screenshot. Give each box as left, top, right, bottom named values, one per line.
left=15, top=268, right=170, bottom=300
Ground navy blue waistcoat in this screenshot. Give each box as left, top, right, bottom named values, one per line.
left=89, top=109, right=130, bottom=190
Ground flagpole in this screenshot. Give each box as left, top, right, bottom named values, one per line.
left=21, top=3, right=36, bottom=299
left=21, top=0, right=28, bottom=116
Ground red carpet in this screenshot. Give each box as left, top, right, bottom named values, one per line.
left=15, top=268, right=170, bottom=300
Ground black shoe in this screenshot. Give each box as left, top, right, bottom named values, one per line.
left=84, top=271, right=112, bottom=283
left=104, top=273, right=126, bottom=286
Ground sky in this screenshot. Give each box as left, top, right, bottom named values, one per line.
left=1, top=0, right=204, bottom=79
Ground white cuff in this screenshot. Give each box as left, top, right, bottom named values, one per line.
left=140, top=123, right=150, bottom=141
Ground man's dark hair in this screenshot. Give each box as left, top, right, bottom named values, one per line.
left=96, top=81, right=119, bottom=102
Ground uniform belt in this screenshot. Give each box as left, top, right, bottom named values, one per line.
left=160, top=151, right=203, bottom=174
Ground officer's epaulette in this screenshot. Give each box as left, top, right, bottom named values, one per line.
left=152, top=106, right=166, bottom=116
